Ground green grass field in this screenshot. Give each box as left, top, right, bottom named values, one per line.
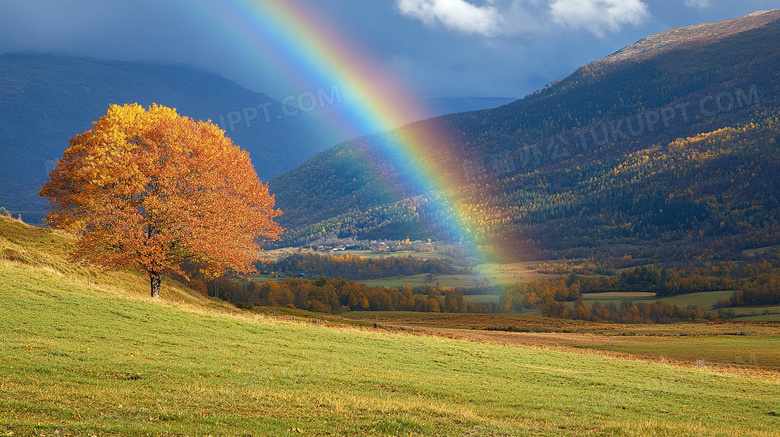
left=742, top=244, right=780, bottom=257
left=579, top=291, right=780, bottom=322
left=2, top=216, right=780, bottom=436
left=341, top=312, right=780, bottom=371
left=466, top=289, right=742, bottom=313
left=581, top=290, right=735, bottom=309
left=474, top=261, right=552, bottom=285
left=726, top=306, right=780, bottom=321
left=464, top=294, right=503, bottom=305
left=258, top=249, right=557, bottom=289
left=341, top=249, right=452, bottom=260
left=262, top=248, right=453, bottom=262
left=358, top=273, right=488, bottom=289
left=352, top=260, right=557, bottom=289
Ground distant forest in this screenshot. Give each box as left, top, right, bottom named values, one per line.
left=256, top=253, right=470, bottom=280
left=199, top=248, right=780, bottom=322
left=201, top=276, right=482, bottom=314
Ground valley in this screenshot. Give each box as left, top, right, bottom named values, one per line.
left=2, top=6, right=780, bottom=436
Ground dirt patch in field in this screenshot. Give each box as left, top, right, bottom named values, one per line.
left=394, top=326, right=638, bottom=347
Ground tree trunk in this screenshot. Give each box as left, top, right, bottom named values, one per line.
left=150, top=272, right=161, bottom=298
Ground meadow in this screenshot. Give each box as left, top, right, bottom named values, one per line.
left=357, top=260, right=555, bottom=289
left=342, top=312, right=780, bottom=372
left=2, top=216, right=780, bottom=436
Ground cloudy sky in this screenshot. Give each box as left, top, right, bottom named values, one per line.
left=1, top=0, right=777, bottom=101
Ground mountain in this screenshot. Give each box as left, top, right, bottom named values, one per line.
left=314, top=96, right=517, bottom=134
left=589, top=9, right=780, bottom=70
left=0, top=54, right=518, bottom=224
left=270, top=9, right=780, bottom=261
left=419, top=96, right=517, bottom=117
left=0, top=54, right=339, bottom=222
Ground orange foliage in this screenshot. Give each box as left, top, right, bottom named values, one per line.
left=40, top=103, right=283, bottom=297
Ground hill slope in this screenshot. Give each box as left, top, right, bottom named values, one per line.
left=0, top=54, right=336, bottom=222
left=271, top=9, right=780, bottom=261
left=1, top=215, right=779, bottom=435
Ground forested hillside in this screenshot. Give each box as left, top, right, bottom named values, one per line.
left=271, top=10, right=780, bottom=261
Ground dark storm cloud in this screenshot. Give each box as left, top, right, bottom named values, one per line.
left=1, top=1, right=181, bottom=58
left=1, top=0, right=778, bottom=100
left=0, top=0, right=248, bottom=93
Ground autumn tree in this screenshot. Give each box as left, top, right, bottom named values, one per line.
left=40, top=103, right=283, bottom=298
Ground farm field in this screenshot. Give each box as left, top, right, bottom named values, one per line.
left=3, top=217, right=780, bottom=436
left=262, top=247, right=453, bottom=262
left=252, top=263, right=491, bottom=290
left=474, top=261, right=554, bottom=285
left=578, top=291, right=780, bottom=321
left=341, top=249, right=452, bottom=261
left=358, top=272, right=487, bottom=288
left=725, top=306, right=780, bottom=321
left=463, top=289, right=749, bottom=314
left=580, top=290, right=738, bottom=310
left=341, top=312, right=780, bottom=372
left=742, top=244, right=780, bottom=257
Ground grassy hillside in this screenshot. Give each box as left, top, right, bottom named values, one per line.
left=2, top=221, right=780, bottom=435
left=0, top=216, right=221, bottom=307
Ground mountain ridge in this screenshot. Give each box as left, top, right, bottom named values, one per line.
left=588, top=8, right=780, bottom=73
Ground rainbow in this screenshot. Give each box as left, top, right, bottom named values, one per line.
left=200, top=0, right=492, bottom=257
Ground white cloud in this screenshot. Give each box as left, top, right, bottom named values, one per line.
left=395, top=0, right=651, bottom=37
left=684, top=0, right=711, bottom=10
left=395, top=0, right=504, bottom=36
left=549, top=0, right=650, bottom=37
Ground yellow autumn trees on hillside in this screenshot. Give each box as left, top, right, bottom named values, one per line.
left=40, top=103, right=283, bottom=297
